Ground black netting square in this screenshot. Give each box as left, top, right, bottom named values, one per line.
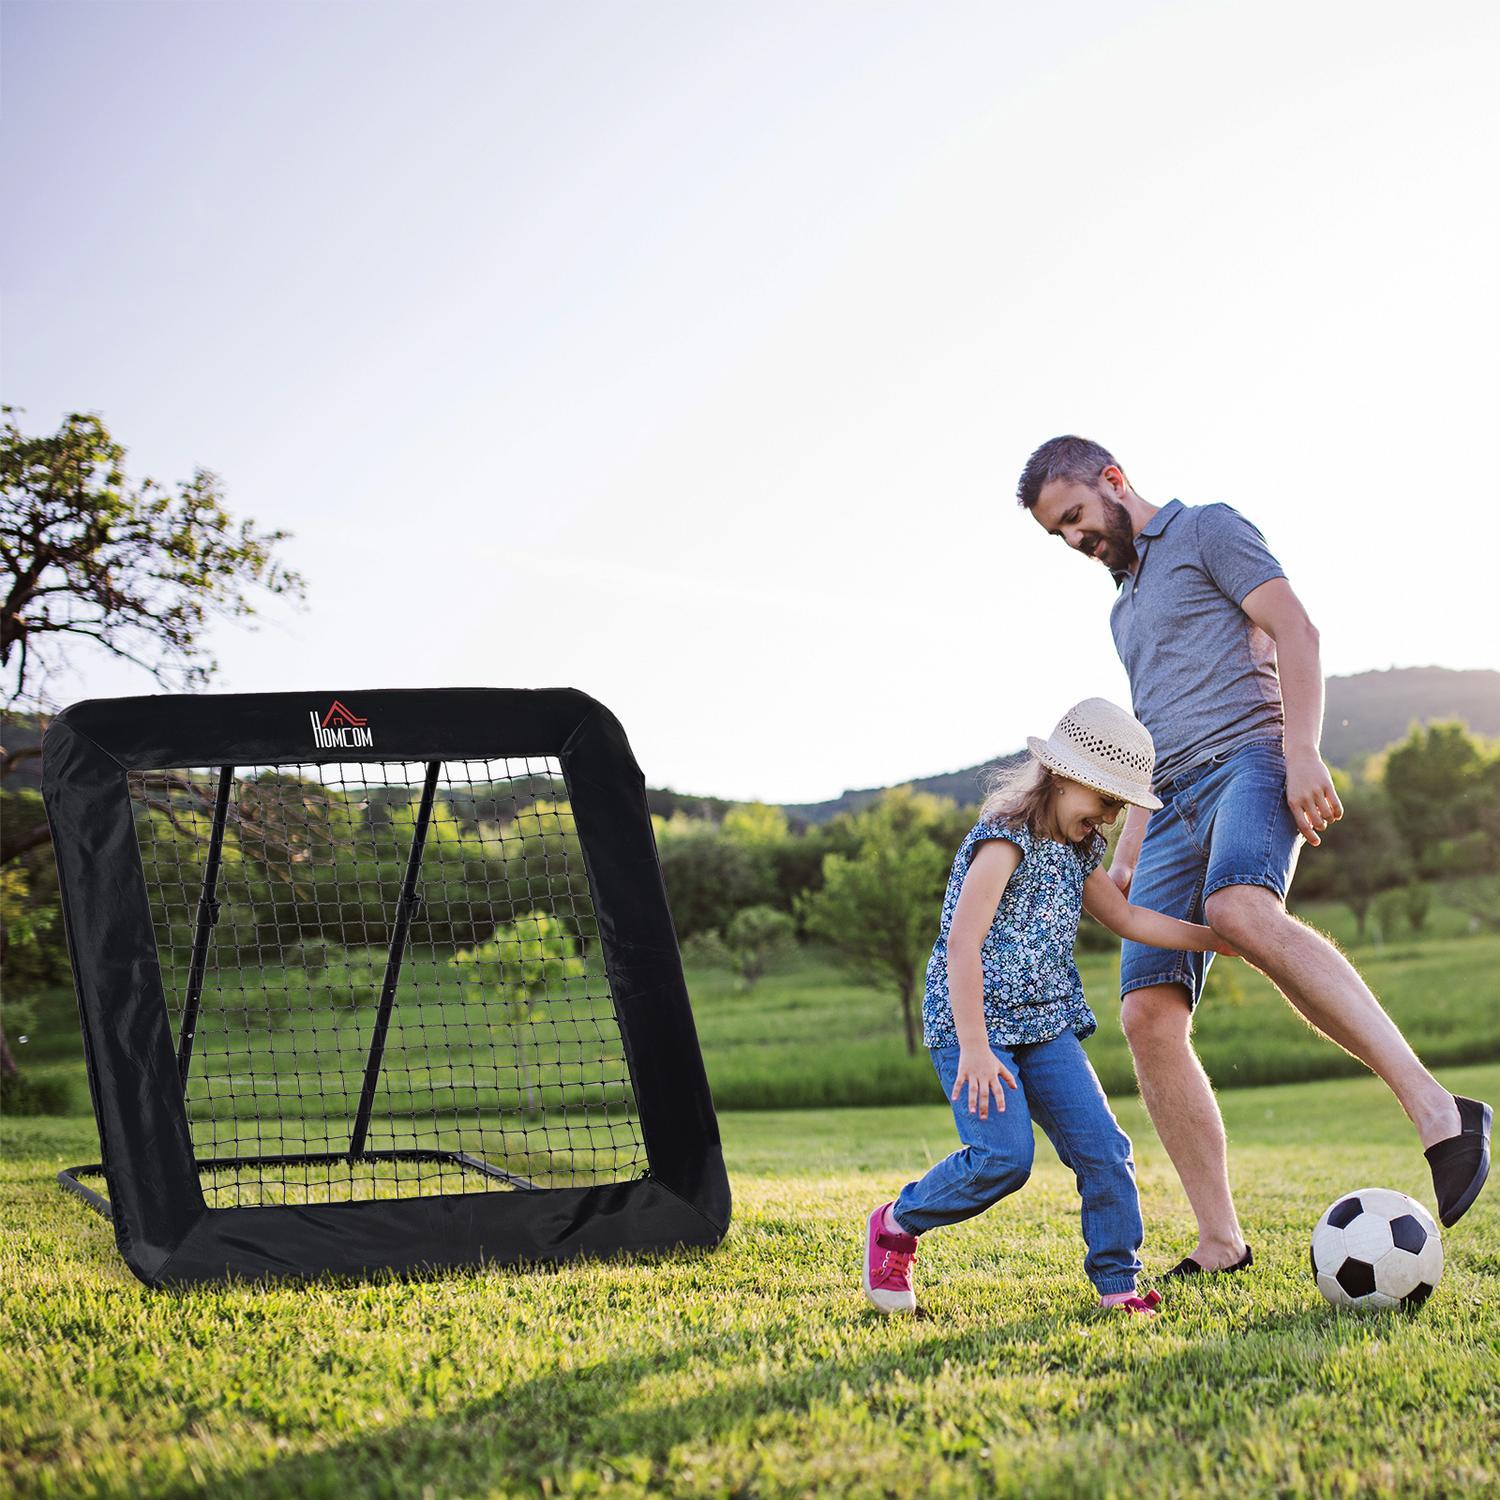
left=127, top=756, right=648, bottom=1208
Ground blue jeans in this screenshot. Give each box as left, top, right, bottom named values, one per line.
left=891, top=1032, right=1143, bottom=1295
left=1119, top=735, right=1305, bottom=1010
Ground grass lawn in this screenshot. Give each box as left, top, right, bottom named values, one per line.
left=685, top=926, right=1500, bottom=1109
left=4, top=1065, right=1498, bottom=1498
left=14, top=878, right=1499, bottom=1119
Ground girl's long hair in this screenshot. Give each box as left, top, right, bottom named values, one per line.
left=978, top=752, right=1079, bottom=848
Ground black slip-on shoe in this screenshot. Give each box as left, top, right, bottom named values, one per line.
left=1426, top=1095, right=1492, bottom=1228
left=1161, top=1244, right=1253, bottom=1279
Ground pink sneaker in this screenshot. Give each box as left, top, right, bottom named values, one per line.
left=1100, top=1289, right=1162, bottom=1317
left=863, top=1203, right=918, bottom=1313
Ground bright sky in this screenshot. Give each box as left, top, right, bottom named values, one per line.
left=5, top=0, right=1498, bottom=802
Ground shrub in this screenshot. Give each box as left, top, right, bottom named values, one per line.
left=683, top=907, right=796, bottom=990
left=1403, top=879, right=1432, bottom=934
left=0, top=1068, right=70, bottom=1116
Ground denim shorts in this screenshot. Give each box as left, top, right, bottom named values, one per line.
left=1119, top=735, right=1305, bottom=1010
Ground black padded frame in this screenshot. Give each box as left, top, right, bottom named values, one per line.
left=42, top=687, right=730, bottom=1287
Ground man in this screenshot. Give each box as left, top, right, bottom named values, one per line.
left=1018, top=434, right=1490, bottom=1273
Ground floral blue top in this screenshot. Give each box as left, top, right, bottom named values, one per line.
left=921, top=818, right=1108, bottom=1049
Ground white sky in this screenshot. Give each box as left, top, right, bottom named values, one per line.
left=5, top=0, right=1498, bottom=802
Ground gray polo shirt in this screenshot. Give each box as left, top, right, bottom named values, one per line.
left=1109, top=499, right=1288, bottom=792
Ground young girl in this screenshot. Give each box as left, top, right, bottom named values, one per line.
left=862, top=697, right=1238, bottom=1317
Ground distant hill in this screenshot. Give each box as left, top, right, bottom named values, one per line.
left=8, top=667, right=1498, bottom=819
left=1319, top=667, right=1500, bottom=767
left=781, top=666, right=1500, bottom=825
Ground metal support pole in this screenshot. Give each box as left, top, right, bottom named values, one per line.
left=349, top=760, right=440, bottom=1158
left=176, top=765, right=234, bottom=1090
left=57, top=1166, right=113, bottom=1220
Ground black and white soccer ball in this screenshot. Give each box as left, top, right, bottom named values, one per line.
left=1310, top=1187, right=1443, bottom=1310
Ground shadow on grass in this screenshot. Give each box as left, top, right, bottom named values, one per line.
left=185, top=1293, right=1401, bottom=1500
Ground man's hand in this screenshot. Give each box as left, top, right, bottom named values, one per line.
left=1286, top=747, right=1343, bottom=847
left=1109, top=860, right=1134, bottom=897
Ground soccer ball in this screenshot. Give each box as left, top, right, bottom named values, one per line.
left=1310, top=1187, right=1443, bottom=1310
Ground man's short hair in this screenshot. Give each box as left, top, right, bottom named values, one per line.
left=1017, top=435, right=1120, bottom=510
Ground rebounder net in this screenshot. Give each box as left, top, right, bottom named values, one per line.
left=128, top=755, right=648, bottom=1209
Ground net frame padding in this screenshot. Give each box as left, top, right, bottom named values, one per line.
left=42, top=687, right=730, bottom=1287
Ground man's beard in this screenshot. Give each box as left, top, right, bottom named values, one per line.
left=1093, top=493, right=1136, bottom=571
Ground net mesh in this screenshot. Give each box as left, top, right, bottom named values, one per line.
left=128, top=757, right=649, bottom=1208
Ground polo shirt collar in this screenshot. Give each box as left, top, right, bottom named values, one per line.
left=1136, top=499, right=1184, bottom=541
left=1112, top=499, right=1184, bottom=587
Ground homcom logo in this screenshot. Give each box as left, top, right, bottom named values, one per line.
left=310, top=699, right=374, bottom=749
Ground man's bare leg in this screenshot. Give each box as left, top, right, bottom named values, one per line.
left=1204, top=884, right=1461, bottom=1147
left=1121, top=982, right=1248, bottom=1269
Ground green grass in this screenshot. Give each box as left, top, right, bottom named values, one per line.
left=675, top=874, right=1500, bottom=1109
left=3, top=1066, right=1498, bottom=1498
left=685, top=927, right=1500, bottom=1110
left=13, top=878, right=1499, bottom=1120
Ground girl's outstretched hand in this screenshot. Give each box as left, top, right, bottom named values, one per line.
left=952, top=1046, right=1017, bottom=1118
left=1191, top=919, right=1240, bottom=958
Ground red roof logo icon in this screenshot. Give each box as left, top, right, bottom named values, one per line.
left=321, top=700, right=368, bottom=729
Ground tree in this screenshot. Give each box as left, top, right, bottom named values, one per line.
left=0, top=865, right=54, bottom=1075
left=797, top=788, right=949, bottom=1054
left=0, top=407, right=305, bottom=1094
left=0, top=784, right=65, bottom=964
left=1476, top=754, right=1500, bottom=868
left=682, top=905, right=796, bottom=990
left=657, top=827, right=776, bottom=942
left=451, top=910, right=584, bottom=1113
left=1453, top=755, right=1500, bottom=932
left=1, top=407, right=304, bottom=711
left=1402, top=879, right=1432, bottom=935
left=1317, top=783, right=1410, bottom=939
left=721, top=801, right=789, bottom=846
left=725, top=904, right=795, bottom=985
left=651, top=809, right=715, bottom=842
left=1381, top=721, right=1485, bottom=870
left=768, top=834, right=840, bottom=924
left=498, top=799, right=597, bottom=949
left=1372, top=887, right=1406, bottom=947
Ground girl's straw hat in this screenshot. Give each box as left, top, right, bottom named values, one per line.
left=1026, top=698, right=1164, bottom=811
